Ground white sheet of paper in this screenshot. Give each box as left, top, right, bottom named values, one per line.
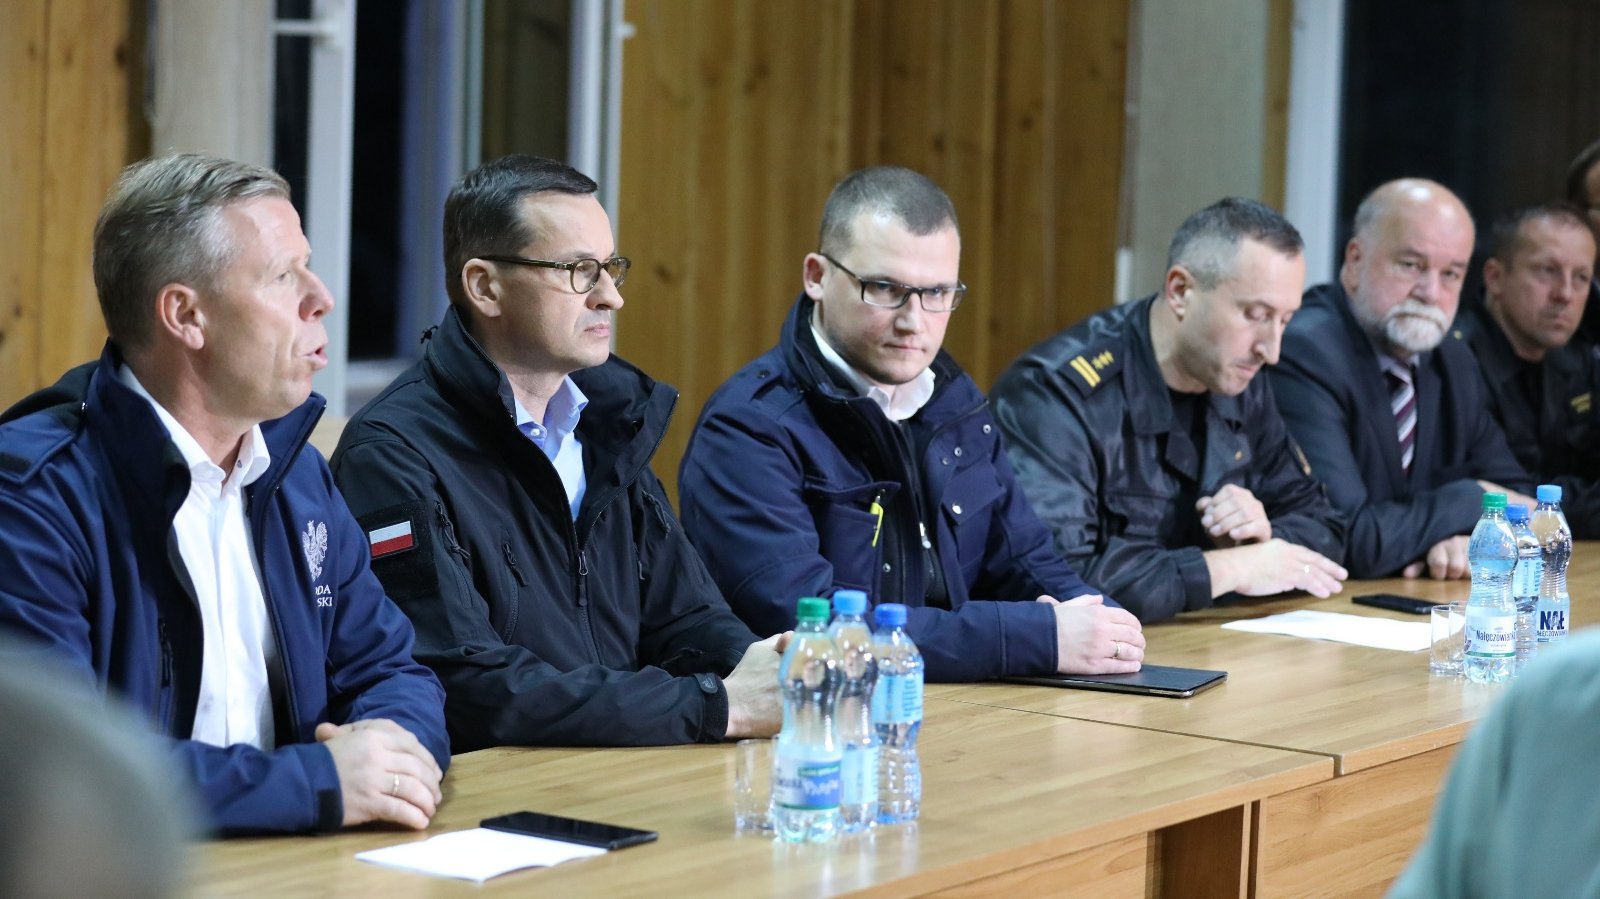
left=1221, top=609, right=1432, bottom=652
left=355, top=827, right=607, bottom=882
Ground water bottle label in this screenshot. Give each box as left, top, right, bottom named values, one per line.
left=840, top=746, right=879, bottom=806
left=1513, top=558, right=1543, bottom=597
left=773, top=754, right=841, bottom=811
left=872, top=674, right=924, bottom=724
left=1464, top=612, right=1515, bottom=659
left=1536, top=600, right=1569, bottom=644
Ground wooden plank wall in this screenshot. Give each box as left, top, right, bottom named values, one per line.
left=617, top=0, right=1131, bottom=502
left=0, top=0, right=140, bottom=409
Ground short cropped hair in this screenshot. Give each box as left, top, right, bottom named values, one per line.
left=93, top=154, right=289, bottom=350
left=441, top=155, right=598, bottom=308
left=1166, top=197, right=1303, bottom=290
left=817, top=166, right=959, bottom=257
left=1488, top=203, right=1592, bottom=264
left=1564, top=138, right=1600, bottom=207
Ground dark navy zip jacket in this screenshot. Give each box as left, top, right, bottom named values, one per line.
left=679, top=294, right=1109, bottom=682
left=0, top=348, right=449, bottom=834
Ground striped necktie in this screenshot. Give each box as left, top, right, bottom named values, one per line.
left=1384, top=364, right=1416, bottom=476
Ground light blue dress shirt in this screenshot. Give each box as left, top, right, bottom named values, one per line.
left=514, top=377, right=589, bottom=520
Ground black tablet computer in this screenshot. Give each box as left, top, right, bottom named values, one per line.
left=1001, top=664, right=1227, bottom=698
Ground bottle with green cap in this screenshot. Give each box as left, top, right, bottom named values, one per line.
left=1465, top=492, right=1517, bottom=684
left=772, top=597, right=842, bottom=842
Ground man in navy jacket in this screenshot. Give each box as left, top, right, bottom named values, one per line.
left=1269, top=179, right=1534, bottom=579
left=0, top=154, right=448, bottom=835
left=680, top=166, right=1145, bottom=681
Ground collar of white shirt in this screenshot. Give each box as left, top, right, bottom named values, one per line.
left=809, top=315, right=936, bottom=423
left=115, top=365, right=272, bottom=487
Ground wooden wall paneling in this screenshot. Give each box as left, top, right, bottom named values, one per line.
left=618, top=0, right=855, bottom=503
left=0, top=1, right=49, bottom=408
left=38, top=0, right=136, bottom=391
left=1044, top=0, right=1129, bottom=366
left=1261, top=0, right=1292, bottom=210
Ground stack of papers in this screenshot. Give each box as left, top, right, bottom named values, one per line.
left=356, top=827, right=607, bottom=882
left=1221, top=610, right=1431, bottom=652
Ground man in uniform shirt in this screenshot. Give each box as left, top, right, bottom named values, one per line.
left=1457, top=204, right=1600, bottom=535
left=679, top=165, right=1145, bottom=682
left=1270, top=178, right=1534, bottom=580
left=332, top=155, right=784, bottom=749
left=0, top=153, right=449, bottom=835
left=991, top=198, right=1347, bottom=623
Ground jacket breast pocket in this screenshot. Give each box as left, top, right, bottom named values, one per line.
left=803, top=478, right=898, bottom=592
left=1104, top=491, right=1178, bottom=542
left=942, top=463, right=1005, bottom=580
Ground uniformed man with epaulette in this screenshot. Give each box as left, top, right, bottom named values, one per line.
left=1457, top=203, right=1600, bottom=536
left=992, top=198, right=1347, bottom=624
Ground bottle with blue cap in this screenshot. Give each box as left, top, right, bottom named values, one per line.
left=828, top=589, right=878, bottom=832
left=870, top=602, right=923, bottom=825
left=1505, top=503, right=1541, bottom=671
left=772, top=597, right=842, bottom=843
left=1530, top=484, right=1571, bottom=653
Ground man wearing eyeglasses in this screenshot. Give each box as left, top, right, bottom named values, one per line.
left=679, top=166, right=1145, bottom=682
left=1456, top=204, right=1600, bottom=536
left=332, top=155, right=785, bottom=749
left=991, top=198, right=1348, bottom=624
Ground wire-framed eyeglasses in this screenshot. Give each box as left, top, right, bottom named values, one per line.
left=821, top=253, right=965, bottom=312
left=478, top=254, right=631, bottom=293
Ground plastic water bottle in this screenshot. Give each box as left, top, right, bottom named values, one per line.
left=870, top=603, right=922, bottom=825
left=772, top=597, right=842, bottom=842
left=1530, top=484, right=1572, bottom=653
left=1506, top=503, right=1541, bottom=672
left=828, top=589, right=878, bottom=833
left=1465, top=493, right=1517, bottom=684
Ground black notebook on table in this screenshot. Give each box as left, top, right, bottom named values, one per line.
left=1001, top=664, right=1227, bottom=698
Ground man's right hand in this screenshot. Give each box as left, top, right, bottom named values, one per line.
left=315, top=719, right=444, bottom=830
left=1042, top=594, right=1146, bottom=675
left=1401, top=535, right=1471, bottom=580
left=1205, top=538, right=1347, bottom=599
left=723, top=632, right=790, bottom=739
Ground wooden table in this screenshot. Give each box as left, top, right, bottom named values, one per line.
left=193, top=550, right=1596, bottom=897
left=935, top=548, right=1599, bottom=896
left=195, top=699, right=1329, bottom=897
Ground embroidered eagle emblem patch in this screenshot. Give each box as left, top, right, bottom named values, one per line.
left=302, top=520, right=328, bottom=580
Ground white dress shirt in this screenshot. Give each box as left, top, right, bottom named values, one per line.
left=118, top=366, right=278, bottom=750
left=811, top=316, right=937, bottom=421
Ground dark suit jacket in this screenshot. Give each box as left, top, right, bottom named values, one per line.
left=1268, top=283, right=1532, bottom=577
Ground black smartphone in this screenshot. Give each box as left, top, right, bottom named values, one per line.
left=481, top=811, right=658, bottom=850
left=1352, top=593, right=1435, bottom=615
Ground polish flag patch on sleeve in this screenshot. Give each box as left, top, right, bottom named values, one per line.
left=368, top=521, right=415, bottom=559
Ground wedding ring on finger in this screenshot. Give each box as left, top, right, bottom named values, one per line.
left=1111, top=641, right=1122, bottom=660
left=389, top=773, right=400, bottom=796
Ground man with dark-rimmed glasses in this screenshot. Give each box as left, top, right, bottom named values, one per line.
left=332, top=155, right=785, bottom=748
left=680, top=165, right=1145, bottom=683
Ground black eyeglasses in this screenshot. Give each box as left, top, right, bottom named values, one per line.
left=478, top=254, right=631, bottom=293
left=820, top=253, right=965, bottom=312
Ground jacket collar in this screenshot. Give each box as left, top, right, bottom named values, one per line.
left=421, top=305, right=678, bottom=491
left=779, top=292, right=966, bottom=408
left=1123, top=295, right=1249, bottom=437
left=70, top=342, right=322, bottom=517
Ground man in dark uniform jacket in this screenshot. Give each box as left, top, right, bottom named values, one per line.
left=1270, top=179, right=1534, bottom=580
left=332, top=156, right=784, bottom=749
left=1457, top=204, right=1600, bottom=536
left=992, top=198, right=1347, bottom=623
left=680, top=165, right=1146, bottom=681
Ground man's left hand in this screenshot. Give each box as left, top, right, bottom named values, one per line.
left=1196, top=484, right=1271, bottom=547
